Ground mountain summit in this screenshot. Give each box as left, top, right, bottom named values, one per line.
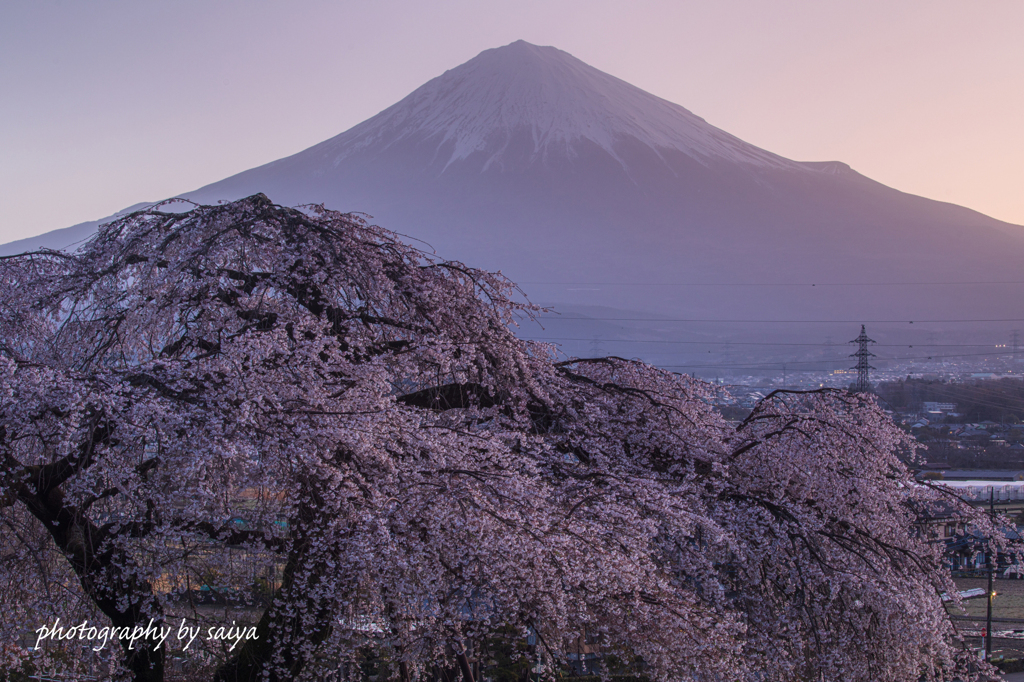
left=180, top=42, right=1022, bottom=311
left=7, top=41, right=1024, bottom=365
left=324, top=40, right=796, bottom=172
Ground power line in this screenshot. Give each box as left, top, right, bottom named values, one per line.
left=873, top=352, right=1023, bottom=361
left=903, top=385, right=1024, bottom=413
left=526, top=337, right=1012, bottom=348
left=641, top=350, right=1024, bottom=371
left=658, top=365, right=852, bottom=371
left=519, top=280, right=1024, bottom=287
left=531, top=317, right=1024, bottom=323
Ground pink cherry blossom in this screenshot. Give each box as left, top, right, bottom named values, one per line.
left=0, top=195, right=1005, bottom=682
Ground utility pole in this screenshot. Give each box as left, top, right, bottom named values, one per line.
left=849, top=325, right=876, bottom=393
left=986, top=486, right=995, bottom=661
left=1012, top=330, right=1021, bottom=363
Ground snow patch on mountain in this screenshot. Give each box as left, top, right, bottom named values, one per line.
left=321, top=40, right=802, bottom=172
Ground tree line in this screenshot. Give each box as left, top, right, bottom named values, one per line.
left=876, top=378, right=1024, bottom=423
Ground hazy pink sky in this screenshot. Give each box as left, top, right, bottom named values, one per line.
left=1, top=0, right=1021, bottom=244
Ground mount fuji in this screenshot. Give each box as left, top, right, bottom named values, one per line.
left=7, top=41, right=1024, bottom=370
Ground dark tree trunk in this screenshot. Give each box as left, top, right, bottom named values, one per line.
left=17, top=480, right=165, bottom=682
left=214, top=480, right=334, bottom=682
left=456, top=651, right=475, bottom=682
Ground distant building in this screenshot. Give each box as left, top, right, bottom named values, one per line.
left=924, top=402, right=957, bottom=412
left=918, top=462, right=951, bottom=471
left=910, top=499, right=968, bottom=542
left=918, top=469, right=1024, bottom=482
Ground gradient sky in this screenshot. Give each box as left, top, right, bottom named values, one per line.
left=1, top=0, right=1021, bottom=244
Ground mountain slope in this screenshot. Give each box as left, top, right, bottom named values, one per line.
left=185, top=43, right=1023, bottom=304
left=321, top=40, right=800, bottom=172
left=6, top=40, right=1023, bottom=368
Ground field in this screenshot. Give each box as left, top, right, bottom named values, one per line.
left=950, top=577, right=1024, bottom=660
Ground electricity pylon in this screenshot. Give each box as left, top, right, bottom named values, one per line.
left=849, top=324, right=876, bottom=393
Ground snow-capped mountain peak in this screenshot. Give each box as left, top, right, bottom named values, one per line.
left=323, top=40, right=797, bottom=171
left=7, top=38, right=1023, bottom=360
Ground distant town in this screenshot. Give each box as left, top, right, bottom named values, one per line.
left=717, top=353, right=1024, bottom=471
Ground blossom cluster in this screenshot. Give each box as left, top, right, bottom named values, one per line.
left=0, top=194, right=1002, bottom=682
